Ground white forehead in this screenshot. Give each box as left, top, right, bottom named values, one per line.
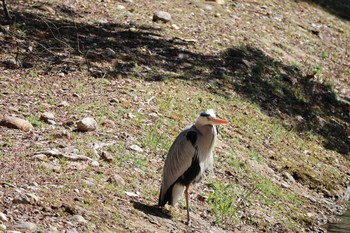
left=200, top=109, right=216, bottom=117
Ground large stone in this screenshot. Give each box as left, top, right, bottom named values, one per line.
left=153, top=11, right=172, bottom=23
left=77, top=117, right=97, bottom=132
left=0, top=116, right=33, bottom=131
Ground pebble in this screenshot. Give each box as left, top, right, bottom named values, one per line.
left=52, top=129, right=71, bottom=139
left=32, top=154, right=47, bottom=161
left=40, top=103, right=52, bottom=109
left=107, top=174, right=125, bottom=186
left=0, top=212, right=8, bottom=222
left=57, top=101, right=69, bottom=107
left=70, top=214, right=88, bottom=224
left=153, top=11, right=172, bottom=23
left=41, top=162, right=61, bottom=172
left=171, top=24, right=180, bottom=30
left=0, top=115, right=33, bottom=132
left=66, top=228, right=78, bottom=233
left=283, top=172, right=296, bottom=183
left=215, top=0, right=225, bottom=4
left=101, top=119, right=115, bottom=128
left=0, top=224, right=6, bottom=231
left=105, top=48, right=116, bottom=57
left=82, top=179, right=94, bottom=186
left=40, top=112, right=55, bottom=123
left=90, top=160, right=100, bottom=167
left=47, top=225, right=59, bottom=233
left=202, top=4, right=213, bottom=10
left=116, top=5, right=126, bottom=10
left=129, top=144, right=143, bottom=153
left=101, top=151, right=114, bottom=162
left=77, top=117, right=97, bottom=132
left=15, top=221, right=37, bottom=231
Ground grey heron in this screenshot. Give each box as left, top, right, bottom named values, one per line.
left=158, top=109, right=229, bottom=224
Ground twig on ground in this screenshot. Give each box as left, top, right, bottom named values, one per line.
left=2, top=0, right=12, bottom=22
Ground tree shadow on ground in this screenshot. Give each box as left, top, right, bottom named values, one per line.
left=300, top=0, right=350, bottom=20
left=0, top=2, right=349, bottom=155
left=219, top=47, right=350, bottom=155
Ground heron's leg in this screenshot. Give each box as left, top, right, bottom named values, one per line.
left=185, top=184, right=191, bottom=225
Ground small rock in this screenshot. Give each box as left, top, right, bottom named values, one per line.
left=215, top=0, right=225, bottom=4
left=153, top=11, right=172, bottom=23
left=40, top=103, right=52, bottom=110
left=57, top=101, right=69, bottom=107
left=74, top=196, right=84, bottom=202
left=77, top=117, right=97, bottom=132
left=15, top=221, right=37, bottom=231
left=125, top=191, right=139, bottom=197
left=109, top=98, right=119, bottom=103
left=105, top=48, right=116, bottom=57
left=171, top=24, right=180, bottom=30
left=101, top=119, right=115, bottom=128
left=32, top=153, right=47, bottom=161
left=47, top=119, right=56, bottom=125
left=62, top=146, right=79, bottom=154
left=129, top=144, right=143, bottom=153
left=8, top=106, right=19, bottom=112
left=206, top=0, right=225, bottom=4
left=0, top=224, right=6, bottom=231
left=116, top=5, right=125, bottom=10
left=82, top=179, right=94, bottom=186
left=13, top=193, right=39, bottom=204
left=0, top=212, right=8, bottom=221
left=40, top=112, right=55, bottom=123
left=68, top=161, right=88, bottom=170
left=283, top=172, right=296, bottom=183
left=7, top=59, right=22, bottom=68
left=47, top=225, right=59, bottom=233
left=90, top=160, right=99, bottom=167
left=281, top=182, right=290, bottom=188
left=0, top=115, right=33, bottom=132
left=202, top=4, right=213, bottom=10
left=295, top=115, right=304, bottom=122
left=41, top=162, right=61, bottom=172
left=52, top=129, right=71, bottom=139
left=101, top=151, right=114, bottom=162
left=107, top=174, right=125, bottom=186
left=66, top=228, right=78, bottom=233
left=70, top=215, right=88, bottom=224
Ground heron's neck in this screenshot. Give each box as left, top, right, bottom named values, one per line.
left=194, top=123, right=216, bottom=136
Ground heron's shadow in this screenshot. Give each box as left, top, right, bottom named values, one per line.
left=132, top=201, right=172, bottom=219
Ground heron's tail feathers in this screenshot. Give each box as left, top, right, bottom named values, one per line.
left=158, top=182, right=185, bottom=207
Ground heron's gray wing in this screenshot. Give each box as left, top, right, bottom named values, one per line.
left=159, top=127, right=198, bottom=204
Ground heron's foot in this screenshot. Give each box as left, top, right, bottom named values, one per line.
left=186, top=219, right=192, bottom=226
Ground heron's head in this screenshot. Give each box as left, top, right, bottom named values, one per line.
left=195, top=109, right=229, bottom=126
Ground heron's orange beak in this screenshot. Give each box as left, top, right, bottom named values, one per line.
left=212, top=117, right=229, bottom=124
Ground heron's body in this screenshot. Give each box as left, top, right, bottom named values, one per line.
left=158, top=109, right=228, bottom=224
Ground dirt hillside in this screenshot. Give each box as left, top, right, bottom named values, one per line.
left=0, top=0, right=349, bottom=232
